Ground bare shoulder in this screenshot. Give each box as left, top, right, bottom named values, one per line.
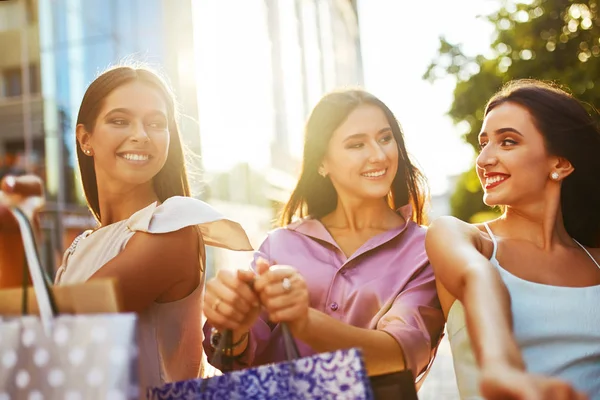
left=426, top=216, right=481, bottom=242
left=585, top=246, right=600, bottom=262
left=125, top=225, right=201, bottom=273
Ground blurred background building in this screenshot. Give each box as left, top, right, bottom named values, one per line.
left=13, top=0, right=594, bottom=396
left=192, top=0, right=363, bottom=275
left=0, top=0, right=363, bottom=276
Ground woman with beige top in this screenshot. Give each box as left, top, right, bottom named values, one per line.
left=54, top=66, right=252, bottom=390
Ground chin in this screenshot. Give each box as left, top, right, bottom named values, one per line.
left=118, top=173, right=157, bottom=187
left=482, top=193, right=505, bottom=207
left=357, top=189, right=391, bottom=201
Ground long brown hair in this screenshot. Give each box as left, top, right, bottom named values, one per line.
left=486, top=79, right=600, bottom=247
left=280, top=89, right=428, bottom=226
left=76, top=66, right=191, bottom=222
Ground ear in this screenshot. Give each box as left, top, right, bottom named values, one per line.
left=550, top=157, right=574, bottom=181
left=318, top=161, right=328, bottom=178
left=76, top=124, right=93, bottom=156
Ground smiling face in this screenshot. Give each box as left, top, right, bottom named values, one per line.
left=77, top=80, right=170, bottom=192
left=321, top=104, right=399, bottom=202
left=476, top=101, right=559, bottom=207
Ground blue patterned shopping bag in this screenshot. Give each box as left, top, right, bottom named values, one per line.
left=147, top=347, right=374, bottom=400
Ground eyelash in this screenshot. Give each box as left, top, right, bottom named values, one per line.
left=111, top=119, right=128, bottom=126
left=478, top=138, right=517, bottom=151
left=347, top=135, right=394, bottom=149
left=110, top=119, right=166, bottom=129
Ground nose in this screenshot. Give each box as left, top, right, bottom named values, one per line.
left=131, top=122, right=150, bottom=143
left=368, top=142, right=387, bottom=164
left=476, top=144, right=498, bottom=170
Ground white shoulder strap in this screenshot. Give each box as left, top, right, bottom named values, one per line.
left=482, top=222, right=498, bottom=261
left=573, top=239, right=600, bottom=269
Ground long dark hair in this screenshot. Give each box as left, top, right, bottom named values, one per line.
left=485, top=79, right=600, bottom=247
left=280, top=89, right=427, bottom=226
left=76, top=66, right=191, bottom=222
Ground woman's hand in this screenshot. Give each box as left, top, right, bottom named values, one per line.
left=0, top=175, right=45, bottom=289
left=480, top=365, right=588, bottom=400
left=253, top=258, right=310, bottom=337
left=0, top=175, right=44, bottom=220
left=203, top=268, right=261, bottom=335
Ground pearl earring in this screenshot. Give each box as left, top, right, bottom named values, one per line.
left=85, top=149, right=92, bottom=155
left=551, top=172, right=559, bottom=180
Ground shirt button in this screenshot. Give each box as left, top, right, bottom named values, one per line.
left=330, top=302, right=339, bottom=311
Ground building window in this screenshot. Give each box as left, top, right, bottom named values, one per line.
left=2, top=64, right=40, bottom=97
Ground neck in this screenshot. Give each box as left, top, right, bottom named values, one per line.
left=96, top=180, right=160, bottom=226
left=324, top=196, right=403, bottom=232
left=496, top=188, right=572, bottom=250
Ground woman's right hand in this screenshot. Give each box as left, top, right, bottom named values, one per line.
left=480, top=365, right=588, bottom=400
left=203, top=268, right=261, bottom=334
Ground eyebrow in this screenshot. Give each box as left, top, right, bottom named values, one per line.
left=103, top=108, right=167, bottom=119
left=343, top=127, right=392, bottom=142
left=479, top=127, right=524, bottom=138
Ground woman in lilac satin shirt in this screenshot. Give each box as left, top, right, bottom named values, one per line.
left=203, top=89, right=445, bottom=379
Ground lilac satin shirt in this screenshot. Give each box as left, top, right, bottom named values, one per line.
left=204, top=205, right=444, bottom=375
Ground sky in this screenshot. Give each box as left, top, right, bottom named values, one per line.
left=357, top=0, right=499, bottom=194
left=193, top=0, right=502, bottom=195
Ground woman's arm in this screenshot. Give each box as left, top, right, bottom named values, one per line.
left=90, top=226, right=202, bottom=313
left=427, top=216, right=589, bottom=400
left=253, top=261, right=444, bottom=377
left=425, top=216, right=523, bottom=370
left=202, top=240, right=274, bottom=369
left=296, top=309, right=410, bottom=376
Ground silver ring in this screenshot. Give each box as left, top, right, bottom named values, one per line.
left=213, top=298, right=222, bottom=312
left=282, top=277, right=292, bottom=292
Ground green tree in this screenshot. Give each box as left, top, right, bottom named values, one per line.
left=426, top=0, right=600, bottom=221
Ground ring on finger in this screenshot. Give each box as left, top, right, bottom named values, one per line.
left=213, top=298, right=222, bottom=312
left=282, top=277, right=292, bottom=292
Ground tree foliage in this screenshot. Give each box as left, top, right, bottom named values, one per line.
left=426, top=0, right=600, bottom=221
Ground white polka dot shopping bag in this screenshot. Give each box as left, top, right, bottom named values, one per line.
left=0, top=207, right=139, bottom=399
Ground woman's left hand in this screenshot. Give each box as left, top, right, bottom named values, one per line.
left=253, top=258, right=310, bottom=336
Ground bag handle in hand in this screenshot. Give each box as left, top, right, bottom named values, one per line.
left=9, top=207, right=58, bottom=333
left=280, top=323, right=300, bottom=360
left=210, top=322, right=300, bottom=373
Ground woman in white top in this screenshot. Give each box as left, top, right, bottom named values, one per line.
left=426, top=80, right=599, bottom=400
left=54, top=66, right=252, bottom=390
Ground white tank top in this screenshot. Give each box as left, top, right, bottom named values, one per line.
left=446, top=223, right=600, bottom=399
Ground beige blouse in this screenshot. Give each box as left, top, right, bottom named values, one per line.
left=55, top=196, right=252, bottom=392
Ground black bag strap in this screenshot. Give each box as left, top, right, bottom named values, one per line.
left=21, top=258, right=29, bottom=315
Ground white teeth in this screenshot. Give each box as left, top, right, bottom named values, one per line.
left=362, top=169, right=386, bottom=178
left=486, top=175, right=507, bottom=185
left=121, top=154, right=149, bottom=161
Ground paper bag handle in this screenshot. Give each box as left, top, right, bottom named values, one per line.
left=9, top=207, right=58, bottom=332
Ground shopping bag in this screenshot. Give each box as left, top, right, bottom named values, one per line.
left=0, top=184, right=123, bottom=315
left=148, top=325, right=374, bottom=400
left=0, top=205, right=139, bottom=399
left=0, top=276, right=122, bottom=316
left=369, top=370, right=418, bottom=399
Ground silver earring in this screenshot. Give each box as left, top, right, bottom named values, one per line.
left=551, top=172, right=559, bottom=180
